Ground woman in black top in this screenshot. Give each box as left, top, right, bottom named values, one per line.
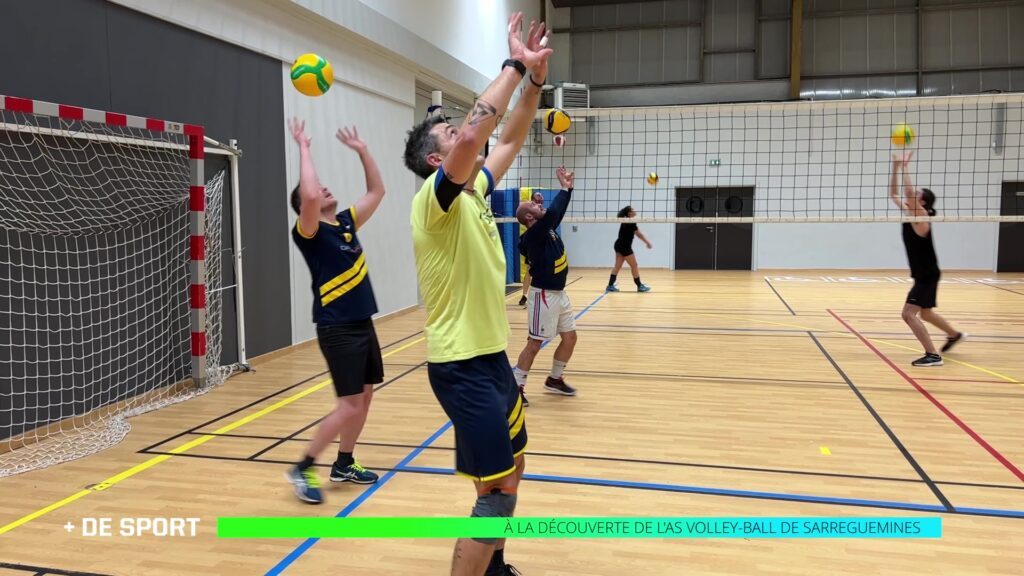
left=890, top=152, right=965, bottom=367
left=606, top=205, right=652, bottom=292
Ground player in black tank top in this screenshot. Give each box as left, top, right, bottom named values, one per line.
left=606, top=205, right=653, bottom=292
left=890, top=152, right=965, bottom=367
left=284, top=118, right=388, bottom=504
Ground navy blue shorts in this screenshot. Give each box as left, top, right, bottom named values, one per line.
left=427, top=351, right=527, bottom=482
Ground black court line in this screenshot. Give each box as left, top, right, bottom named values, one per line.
left=245, top=362, right=426, bottom=461
left=135, top=368, right=329, bottom=454
left=570, top=367, right=845, bottom=387
left=139, top=449, right=1024, bottom=521
left=137, top=330, right=424, bottom=454
left=607, top=305, right=820, bottom=316
left=144, top=435, right=1024, bottom=493
left=975, top=281, right=1024, bottom=296
left=808, top=331, right=954, bottom=511
left=0, top=563, right=112, bottom=576
left=764, top=277, right=797, bottom=315
left=510, top=322, right=1024, bottom=346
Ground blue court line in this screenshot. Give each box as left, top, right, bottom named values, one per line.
left=265, top=290, right=609, bottom=574
left=397, top=466, right=1024, bottom=519
left=265, top=422, right=453, bottom=575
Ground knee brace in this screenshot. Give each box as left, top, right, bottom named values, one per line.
left=470, top=488, right=518, bottom=544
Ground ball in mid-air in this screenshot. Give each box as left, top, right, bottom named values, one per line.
left=544, top=108, right=571, bottom=135
left=646, top=172, right=659, bottom=186
left=891, top=122, right=914, bottom=147
left=291, top=53, right=333, bottom=97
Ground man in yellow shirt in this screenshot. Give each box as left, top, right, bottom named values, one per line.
left=403, top=12, right=551, bottom=576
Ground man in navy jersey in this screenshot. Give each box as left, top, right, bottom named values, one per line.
left=285, top=118, right=386, bottom=504
left=518, top=191, right=545, bottom=308
left=512, top=166, right=578, bottom=404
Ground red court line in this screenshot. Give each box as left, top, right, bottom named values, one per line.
left=828, top=309, right=1024, bottom=485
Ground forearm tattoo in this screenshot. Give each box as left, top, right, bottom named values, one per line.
left=468, top=100, right=498, bottom=126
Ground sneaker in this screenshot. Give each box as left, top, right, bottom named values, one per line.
left=544, top=376, right=577, bottom=396
left=637, top=284, right=651, bottom=293
left=941, top=332, right=966, bottom=353
left=518, top=295, right=528, bottom=307
left=485, top=563, right=522, bottom=576
left=519, top=386, right=529, bottom=407
left=330, top=460, right=379, bottom=484
left=911, top=353, right=943, bottom=367
left=606, top=284, right=619, bottom=292
left=285, top=465, right=323, bottom=504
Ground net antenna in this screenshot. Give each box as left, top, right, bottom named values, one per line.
left=0, top=95, right=246, bottom=476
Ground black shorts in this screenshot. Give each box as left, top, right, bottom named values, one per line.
left=906, top=275, right=940, bottom=309
left=427, top=351, right=527, bottom=482
left=316, top=319, right=384, bottom=397
left=614, top=240, right=634, bottom=257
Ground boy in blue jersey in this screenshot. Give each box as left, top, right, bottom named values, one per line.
left=513, top=166, right=578, bottom=405
left=284, top=118, right=386, bottom=504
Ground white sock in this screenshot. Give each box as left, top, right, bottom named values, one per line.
left=513, top=367, right=528, bottom=388
left=550, top=360, right=567, bottom=380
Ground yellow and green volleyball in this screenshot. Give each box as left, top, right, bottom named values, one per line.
left=290, top=53, right=333, bottom=97
left=646, top=172, right=659, bottom=186
left=544, top=108, right=571, bottom=135
left=891, top=122, right=914, bottom=147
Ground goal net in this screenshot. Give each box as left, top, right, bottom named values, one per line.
left=497, top=93, right=1024, bottom=224
left=0, top=96, right=237, bottom=477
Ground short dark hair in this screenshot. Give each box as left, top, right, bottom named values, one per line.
left=403, top=116, right=446, bottom=179
left=920, top=188, right=936, bottom=216
left=290, top=185, right=301, bottom=215
left=617, top=205, right=633, bottom=218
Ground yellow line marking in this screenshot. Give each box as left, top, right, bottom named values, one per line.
left=692, top=312, right=1021, bottom=386
left=867, top=338, right=1020, bottom=384
left=820, top=446, right=832, bottom=456
left=0, top=490, right=92, bottom=535
left=0, top=336, right=425, bottom=536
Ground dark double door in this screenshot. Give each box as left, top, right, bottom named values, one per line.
left=998, top=182, right=1024, bottom=272
left=674, top=187, right=754, bottom=270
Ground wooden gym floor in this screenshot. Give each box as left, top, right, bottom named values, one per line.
left=1, top=269, right=1022, bottom=575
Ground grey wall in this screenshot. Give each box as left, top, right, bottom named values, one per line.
left=0, top=0, right=289, bottom=439
left=0, top=0, right=289, bottom=360
left=547, top=0, right=1024, bottom=105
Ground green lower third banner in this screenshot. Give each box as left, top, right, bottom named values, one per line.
left=217, top=517, right=941, bottom=539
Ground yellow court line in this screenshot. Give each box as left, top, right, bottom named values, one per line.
left=819, top=446, right=832, bottom=456
left=692, top=312, right=1021, bottom=386
left=867, top=338, right=1020, bottom=384
left=0, top=336, right=425, bottom=536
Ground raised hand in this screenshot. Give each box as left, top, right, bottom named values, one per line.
left=892, top=150, right=913, bottom=168
left=507, top=12, right=553, bottom=71
left=289, top=117, right=311, bottom=148
left=556, top=165, right=574, bottom=189
left=526, top=18, right=552, bottom=82
left=336, top=126, right=367, bottom=153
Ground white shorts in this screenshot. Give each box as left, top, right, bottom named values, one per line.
left=526, top=287, right=576, bottom=340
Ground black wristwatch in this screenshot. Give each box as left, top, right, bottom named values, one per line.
left=502, top=58, right=526, bottom=77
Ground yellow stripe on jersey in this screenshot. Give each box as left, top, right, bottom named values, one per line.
left=319, top=253, right=366, bottom=296
left=321, top=258, right=369, bottom=306
left=553, top=252, right=568, bottom=274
